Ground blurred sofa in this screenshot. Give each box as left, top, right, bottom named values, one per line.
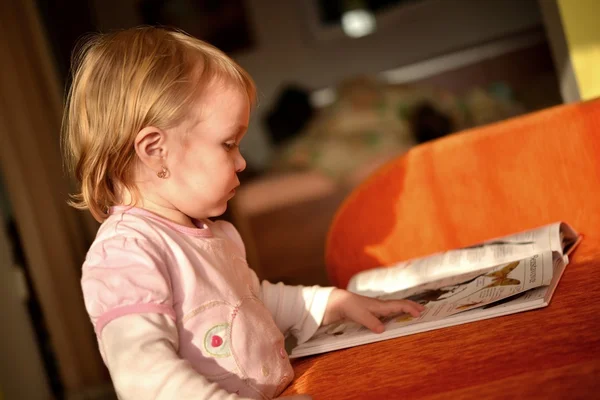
left=230, top=75, right=531, bottom=286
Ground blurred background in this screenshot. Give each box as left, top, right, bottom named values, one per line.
left=0, top=0, right=597, bottom=398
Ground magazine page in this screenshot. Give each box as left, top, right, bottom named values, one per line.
left=291, top=251, right=558, bottom=358
left=291, top=283, right=552, bottom=358
left=348, top=222, right=576, bottom=297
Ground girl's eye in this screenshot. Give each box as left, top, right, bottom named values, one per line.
left=223, top=142, right=237, bottom=151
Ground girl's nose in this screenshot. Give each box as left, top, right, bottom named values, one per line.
left=235, top=152, right=246, bottom=173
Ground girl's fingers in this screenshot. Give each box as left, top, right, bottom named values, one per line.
left=372, top=299, right=425, bottom=318
left=347, top=305, right=386, bottom=333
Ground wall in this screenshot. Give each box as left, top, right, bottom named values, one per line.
left=556, top=0, right=600, bottom=101
left=92, top=0, right=543, bottom=169
left=538, top=0, right=580, bottom=103
left=1, top=0, right=108, bottom=393
left=0, top=200, right=51, bottom=399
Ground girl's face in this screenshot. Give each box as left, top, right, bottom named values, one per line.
left=162, top=81, right=249, bottom=221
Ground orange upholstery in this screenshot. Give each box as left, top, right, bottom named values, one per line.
left=325, top=99, right=600, bottom=288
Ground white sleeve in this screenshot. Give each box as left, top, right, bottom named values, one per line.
left=101, top=313, right=253, bottom=400
left=249, top=271, right=335, bottom=344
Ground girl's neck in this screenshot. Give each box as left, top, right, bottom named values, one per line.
left=118, top=187, right=198, bottom=229
left=139, top=200, right=197, bottom=228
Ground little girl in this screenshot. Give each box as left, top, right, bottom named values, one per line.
left=62, top=27, right=424, bottom=399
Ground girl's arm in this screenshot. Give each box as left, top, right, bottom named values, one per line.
left=101, top=313, right=250, bottom=400
left=251, top=275, right=335, bottom=344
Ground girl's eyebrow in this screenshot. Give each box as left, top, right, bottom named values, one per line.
left=223, top=125, right=248, bottom=142
left=234, top=125, right=248, bottom=140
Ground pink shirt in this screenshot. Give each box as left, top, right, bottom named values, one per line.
left=82, top=207, right=333, bottom=398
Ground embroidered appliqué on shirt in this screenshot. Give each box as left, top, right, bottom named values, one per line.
left=204, top=323, right=231, bottom=358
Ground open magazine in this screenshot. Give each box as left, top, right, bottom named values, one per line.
left=290, top=222, right=581, bottom=358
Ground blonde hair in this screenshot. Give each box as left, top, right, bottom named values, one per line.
left=61, top=26, right=256, bottom=222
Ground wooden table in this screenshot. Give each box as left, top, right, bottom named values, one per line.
left=283, top=239, right=600, bottom=399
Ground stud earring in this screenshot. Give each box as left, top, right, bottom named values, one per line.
left=157, top=166, right=169, bottom=179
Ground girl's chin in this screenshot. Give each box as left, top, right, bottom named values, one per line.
left=210, top=202, right=229, bottom=218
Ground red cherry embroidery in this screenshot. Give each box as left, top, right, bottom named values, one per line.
left=211, top=335, right=223, bottom=348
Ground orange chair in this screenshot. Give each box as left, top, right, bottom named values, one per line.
left=325, top=99, right=600, bottom=289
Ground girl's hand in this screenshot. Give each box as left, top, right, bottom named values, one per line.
left=322, top=289, right=425, bottom=333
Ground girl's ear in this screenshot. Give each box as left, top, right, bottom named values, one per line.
left=134, top=126, right=168, bottom=171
